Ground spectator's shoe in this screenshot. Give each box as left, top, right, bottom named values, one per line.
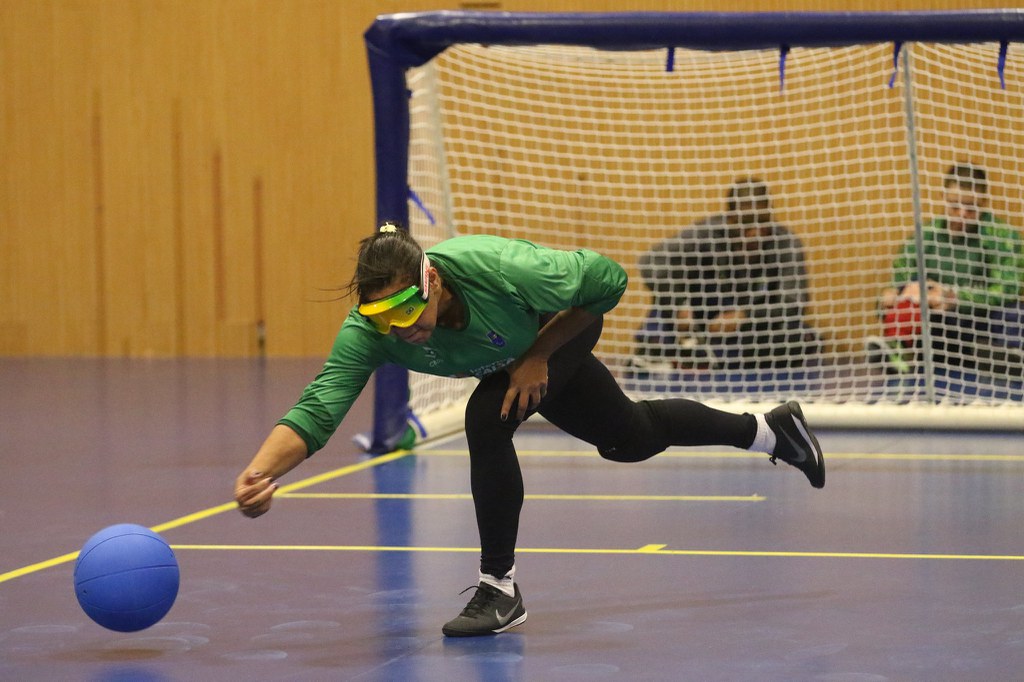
left=442, top=583, right=527, bottom=637
left=765, top=401, right=825, bottom=489
left=865, top=336, right=912, bottom=374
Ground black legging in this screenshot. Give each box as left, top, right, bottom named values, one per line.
left=464, top=315, right=757, bottom=578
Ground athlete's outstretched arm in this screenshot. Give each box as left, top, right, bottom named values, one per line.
left=234, top=424, right=308, bottom=518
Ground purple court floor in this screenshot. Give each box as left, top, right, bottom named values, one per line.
left=2, top=358, right=1023, bottom=681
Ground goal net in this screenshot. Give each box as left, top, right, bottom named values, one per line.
left=363, top=11, right=1024, bottom=451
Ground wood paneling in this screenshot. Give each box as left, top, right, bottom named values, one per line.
left=0, top=0, right=1015, bottom=356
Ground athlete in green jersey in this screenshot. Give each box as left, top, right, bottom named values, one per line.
left=274, top=233, right=628, bottom=454
left=235, top=225, right=826, bottom=637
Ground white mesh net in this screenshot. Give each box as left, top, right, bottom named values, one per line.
left=404, top=42, right=1024, bottom=429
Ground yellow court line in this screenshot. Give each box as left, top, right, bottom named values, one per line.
left=418, top=449, right=1024, bottom=462
left=0, top=450, right=412, bottom=586
left=638, top=544, right=668, bottom=553
left=280, top=492, right=764, bottom=502
left=0, top=552, right=83, bottom=584
left=167, top=543, right=1024, bottom=562
left=824, top=453, right=1024, bottom=462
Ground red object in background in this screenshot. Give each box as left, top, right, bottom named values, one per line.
left=883, top=298, right=922, bottom=346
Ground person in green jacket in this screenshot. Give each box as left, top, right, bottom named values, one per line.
left=233, top=224, right=826, bottom=637
left=869, top=163, right=1024, bottom=373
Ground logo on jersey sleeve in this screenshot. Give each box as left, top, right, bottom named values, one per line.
left=486, top=331, right=506, bottom=347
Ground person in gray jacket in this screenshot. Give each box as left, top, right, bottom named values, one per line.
left=636, top=178, right=819, bottom=370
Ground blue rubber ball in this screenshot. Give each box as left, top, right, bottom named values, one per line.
left=73, top=524, right=180, bottom=632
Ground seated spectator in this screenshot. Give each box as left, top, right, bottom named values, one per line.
left=636, top=178, right=819, bottom=371
left=866, top=163, right=1024, bottom=375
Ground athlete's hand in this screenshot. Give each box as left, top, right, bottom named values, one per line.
left=502, top=355, right=549, bottom=422
left=234, top=469, right=278, bottom=518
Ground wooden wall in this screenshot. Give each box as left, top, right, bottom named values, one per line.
left=0, top=0, right=1014, bottom=356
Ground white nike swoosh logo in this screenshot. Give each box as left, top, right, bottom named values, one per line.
left=495, top=601, right=521, bottom=626
left=781, top=417, right=808, bottom=462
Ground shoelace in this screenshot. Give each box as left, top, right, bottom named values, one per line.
left=456, top=585, right=500, bottom=617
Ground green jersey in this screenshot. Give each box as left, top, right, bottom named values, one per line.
left=279, top=235, right=628, bottom=454
left=891, top=214, right=1024, bottom=309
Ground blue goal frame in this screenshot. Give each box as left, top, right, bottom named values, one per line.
left=361, top=10, right=1024, bottom=453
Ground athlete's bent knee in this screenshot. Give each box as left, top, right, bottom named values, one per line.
left=596, top=403, right=665, bottom=462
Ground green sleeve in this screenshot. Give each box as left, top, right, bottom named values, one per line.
left=498, top=240, right=628, bottom=315
left=277, top=316, right=383, bottom=456
left=959, top=220, right=1024, bottom=307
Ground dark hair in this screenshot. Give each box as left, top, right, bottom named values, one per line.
left=726, top=177, right=771, bottom=212
left=944, top=163, right=987, bottom=194
left=348, top=223, right=424, bottom=303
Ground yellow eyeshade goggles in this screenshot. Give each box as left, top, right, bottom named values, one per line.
left=357, top=255, right=430, bottom=334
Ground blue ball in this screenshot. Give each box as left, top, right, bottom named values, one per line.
left=73, top=524, right=180, bottom=632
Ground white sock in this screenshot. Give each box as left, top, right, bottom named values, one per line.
left=749, top=414, right=776, bottom=454
left=479, top=565, right=516, bottom=597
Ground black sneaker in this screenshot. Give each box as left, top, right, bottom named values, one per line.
left=764, top=401, right=825, bottom=489
left=442, top=583, right=527, bottom=637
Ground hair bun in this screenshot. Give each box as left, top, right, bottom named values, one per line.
left=379, top=223, right=399, bottom=234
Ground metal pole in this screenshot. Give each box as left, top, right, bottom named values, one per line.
left=901, top=43, right=936, bottom=402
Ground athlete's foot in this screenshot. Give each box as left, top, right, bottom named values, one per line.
left=442, top=583, right=527, bottom=637
left=764, top=401, right=825, bottom=488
